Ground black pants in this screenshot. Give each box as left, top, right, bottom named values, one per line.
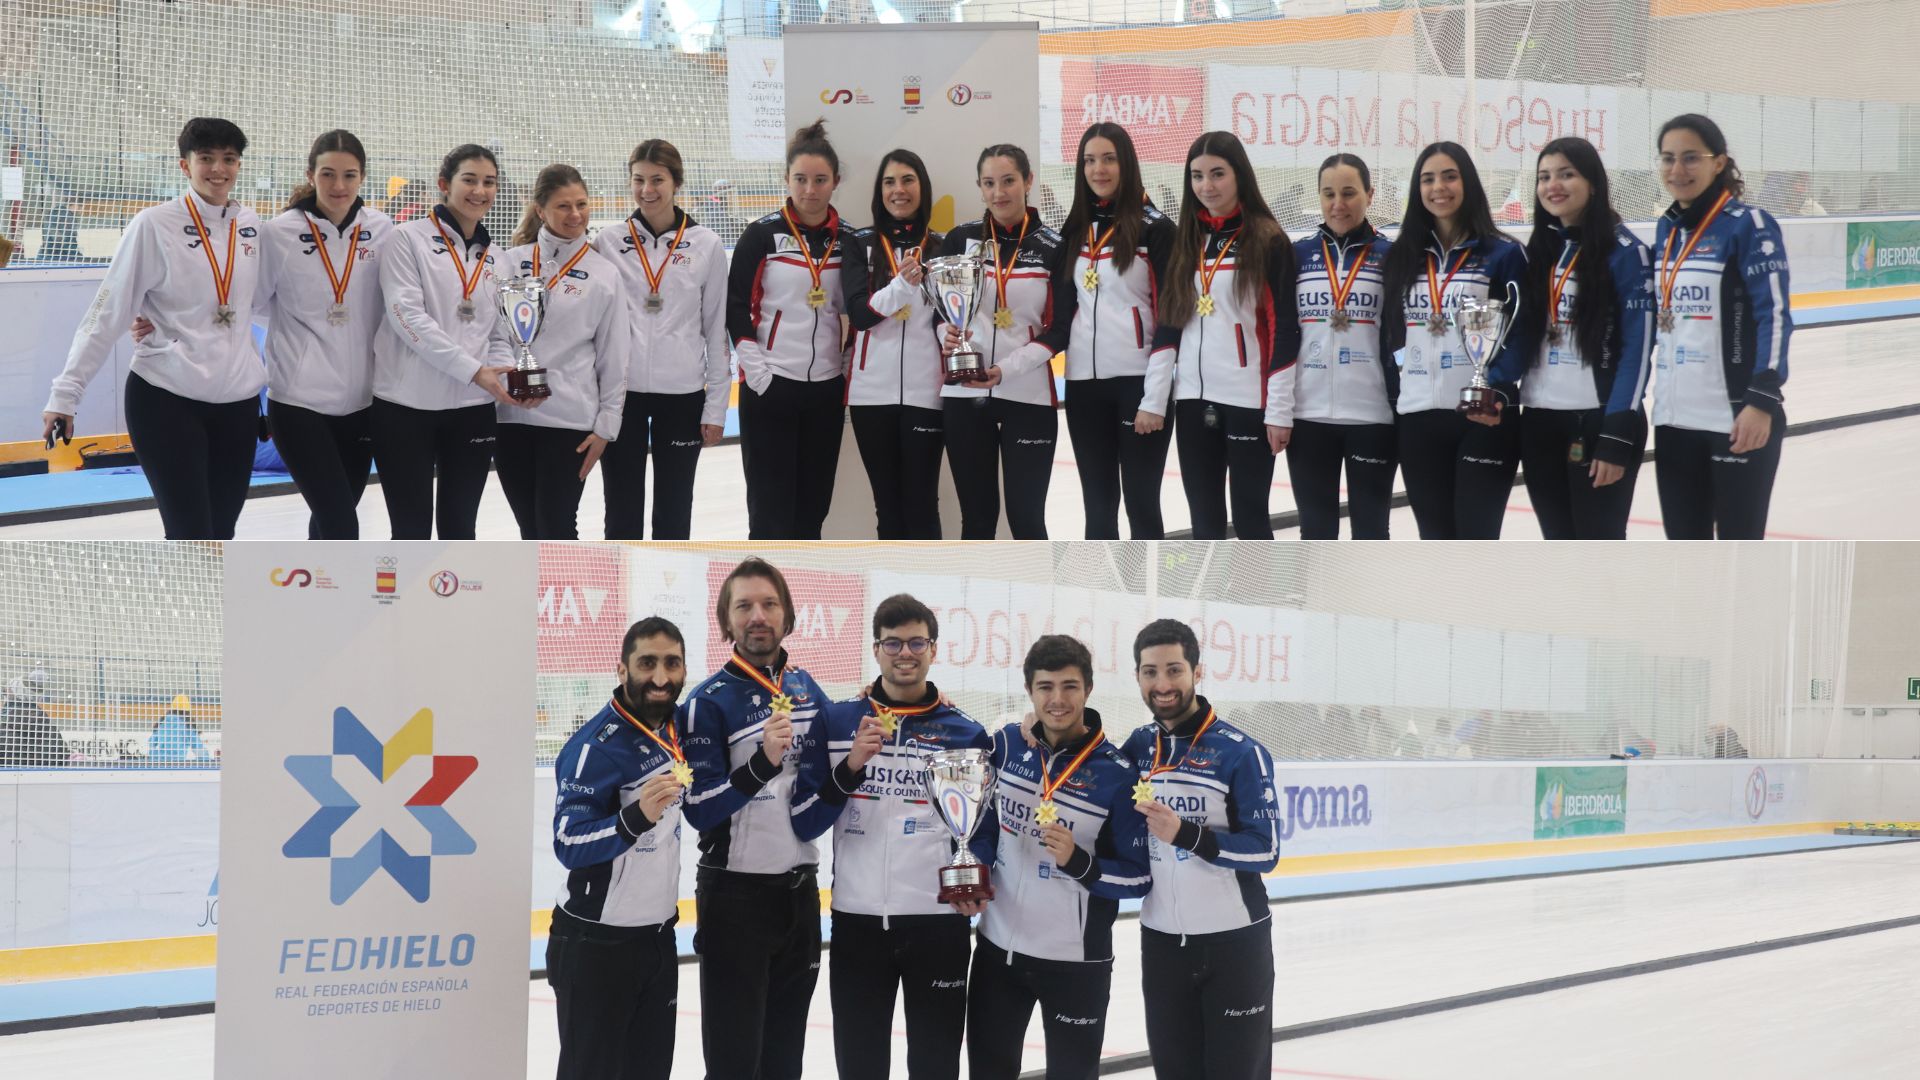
left=739, top=375, right=845, bottom=540
left=850, top=405, right=945, bottom=539
left=123, top=371, right=257, bottom=540
left=829, top=911, right=970, bottom=1080
left=601, top=389, right=705, bottom=540
left=1520, top=407, right=1643, bottom=540
left=1654, top=412, right=1785, bottom=540
left=1141, top=923, right=1273, bottom=1080
left=1174, top=399, right=1273, bottom=539
left=267, top=399, right=373, bottom=540
left=693, top=867, right=822, bottom=1080
left=1284, top=418, right=1398, bottom=539
left=1065, top=375, right=1171, bottom=539
left=941, top=396, right=1057, bottom=539
left=545, top=907, right=678, bottom=1080
left=1396, top=407, right=1521, bottom=539
left=495, top=422, right=593, bottom=539
left=966, top=934, right=1111, bottom=1080
left=369, top=397, right=496, bottom=540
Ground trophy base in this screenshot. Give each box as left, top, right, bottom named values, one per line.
left=508, top=368, right=552, bottom=401
left=1456, top=385, right=1499, bottom=416
left=936, top=863, right=994, bottom=904
left=942, top=352, right=988, bottom=386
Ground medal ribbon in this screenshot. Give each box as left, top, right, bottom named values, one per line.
left=1086, top=220, right=1117, bottom=270
left=303, top=213, right=360, bottom=308
left=1146, top=708, right=1218, bottom=781
left=986, top=210, right=1031, bottom=313
left=732, top=650, right=791, bottom=702
left=780, top=204, right=836, bottom=298
left=531, top=237, right=594, bottom=292
left=609, top=693, right=686, bottom=766
left=183, top=196, right=238, bottom=313
left=1425, top=249, right=1471, bottom=325
left=1039, top=729, right=1106, bottom=805
left=1659, top=187, right=1732, bottom=315
left=629, top=213, right=689, bottom=299
left=1321, top=236, right=1367, bottom=320
left=429, top=213, right=490, bottom=305
left=1198, top=230, right=1236, bottom=304
left=879, top=229, right=923, bottom=278
left=1547, top=247, right=1581, bottom=337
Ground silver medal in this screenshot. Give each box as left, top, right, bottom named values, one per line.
left=214, top=305, right=236, bottom=328
left=327, top=302, right=350, bottom=326
left=644, top=293, right=664, bottom=315
left=458, top=299, right=477, bottom=322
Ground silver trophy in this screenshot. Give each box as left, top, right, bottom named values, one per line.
left=1455, top=280, right=1521, bottom=416
left=496, top=276, right=552, bottom=401
left=919, top=253, right=989, bottom=384
left=923, top=748, right=997, bottom=902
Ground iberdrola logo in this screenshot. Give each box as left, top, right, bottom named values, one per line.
left=1851, top=236, right=1875, bottom=276
left=283, top=707, right=478, bottom=904
left=1538, top=780, right=1565, bottom=823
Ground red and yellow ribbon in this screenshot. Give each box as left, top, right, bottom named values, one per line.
left=302, top=213, right=360, bottom=309
left=1425, top=249, right=1471, bottom=324
left=628, top=214, right=689, bottom=301
left=1321, top=237, right=1367, bottom=322
left=781, top=204, right=837, bottom=307
left=183, top=196, right=238, bottom=314
left=429, top=213, right=491, bottom=306
left=1659, top=187, right=1733, bottom=316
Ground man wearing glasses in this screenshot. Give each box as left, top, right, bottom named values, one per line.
left=792, top=593, right=989, bottom=1080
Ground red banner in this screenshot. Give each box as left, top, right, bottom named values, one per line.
left=1060, top=61, right=1207, bottom=166
left=703, top=563, right=868, bottom=686
left=537, top=545, right=630, bottom=674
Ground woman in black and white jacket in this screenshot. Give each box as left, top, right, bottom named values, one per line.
left=839, top=149, right=947, bottom=539
left=370, top=143, right=532, bottom=539
left=938, top=143, right=1069, bottom=540
left=496, top=164, right=628, bottom=540
left=593, top=139, right=729, bottom=540
left=725, top=119, right=855, bottom=540
left=1142, top=131, right=1301, bottom=540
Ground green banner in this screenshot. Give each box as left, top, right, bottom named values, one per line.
left=1847, top=221, right=1920, bottom=288
left=1534, top=766, right=1627, bottom=839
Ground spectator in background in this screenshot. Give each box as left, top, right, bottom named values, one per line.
left=387, top=179, right=435, bottom=224
left=149, top=694, right=212, bottom=764
left=703, top=179, right=744, bottom=244
left=41, top=201, right=82, bottom=262
left=1429, top=715, right=1473, bottom=760
left=0, top=670, right=64, bottom=767
left=1707, top=723, right=1749, bottom=759
left=0, top=232, right=14, bottom=268
left=1861, top=177, right=1886, bottom=213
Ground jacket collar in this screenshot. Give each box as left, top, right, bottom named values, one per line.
left=878, top=215, right=926, bottom=247
left=293, top=193, right=364, bottom=234
left=1155, top=696, right=1215, bottom=738
left=1197, top=206, right=1242, bottom=231
left=432, top=203, right=492, bottom=249
left=986, top=207, right=1039, bottom=242
left=1316, top=219, right=1377, bottom=248
left=784, top=199, right=840, bottom=235
left=629, top=204, right=689, bottom=239
left=536, top=225, right=591, bottom=264
left=1665, top=174, right=1733, bottom=230
left=1030, top=708, right=1105, bottom=756
left=871, top=679, right=940, bottom=710
left=726, top=647, right=790, bottom=684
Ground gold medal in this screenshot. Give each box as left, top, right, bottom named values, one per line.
left=893, top=304, right=912, bottom=322
left=1195, top=230, right=1235, bottom=322
left=1082, top=220, right=1115, bottom=296
left=1034, top=730, right=1105, bottom=830
left=985, top=209, right=1031, bottom=335
left=875, top=706, right=898, bottom=738
left=807, top=287, right=828, bottom=309
left=609, top=693, right=692, bottom=791
left=769, top=691, right=794, bottom=714
left=670, top=761, right=694, bottom=787
left=1195, top=294, right=1216, bottom=317
left=781, top=204, right=838, bottom=315
left=1132, top=778, right=1157, bottom=805
left=1034, top=799, right=1060, bottom=826
left=993, top=306, right=1014, bottom=329
left=1082, top=267, right=1100, bottom=292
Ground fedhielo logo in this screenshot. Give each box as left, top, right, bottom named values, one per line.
left=284, top=707, right=478, bottom=904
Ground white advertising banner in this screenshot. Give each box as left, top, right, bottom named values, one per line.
left=783, top=23, right=1040, bottom=234
left=215, top=543, right=535, bottom=1080
left=728, top=37, right=787, bottom=163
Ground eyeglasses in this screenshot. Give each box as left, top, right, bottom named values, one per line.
left=1655, top=151, right=1719, bottom=173
left=875, top=637, right=933, bottom=655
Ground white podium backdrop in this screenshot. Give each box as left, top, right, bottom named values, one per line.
left=215, top=543, right=536, bottom=1080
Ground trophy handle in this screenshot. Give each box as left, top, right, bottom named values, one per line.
left=1486, top=280, right=1523, bottom=368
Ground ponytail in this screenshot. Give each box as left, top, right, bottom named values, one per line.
left=1658, top=113, right=1745, bottom=200
left=787, top=119, right=840, bottom=177
left=511, top=163, right=587, bottom=247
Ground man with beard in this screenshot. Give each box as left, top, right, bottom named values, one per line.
left=680, top=557, right=828, bottom=1079
left=1121, top=618, right=1280, bottom=1080
left=547, top=616, right=695, bottom=1080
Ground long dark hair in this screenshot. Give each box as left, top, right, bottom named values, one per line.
left=1061, top=123, right=1147, bottom=275
left=511, top=163, right=587, bottom=247
left=869, top=148, right=932, bottom=235
left=1380, top=142, right=1499, bottom=318
left=287, top=129, right=367, bottom=210
left=1526, top=137, right=1618, bottom=368
left=1657, top=113, right=1745, bottom=201
left=1160, top=131, right=1288, bottom=329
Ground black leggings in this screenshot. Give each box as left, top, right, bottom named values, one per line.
left=123, top=371, right=257, bottom=540
left=369, top=397, right=496, bottom=540
left=1065, top=375, right=1172, bottom=539
left=739, top=375, right=845, bottom=540
left=599, top=389, right=704, bottom=540
left=1520, top=407, right=1643, bottom=540
left=1654, top=412, right=1785, bottom=539
left=829, top=911, right=971, bottom=1080
left=544, top=908, right=678, bottom=1080
left=1396, top=407, right=1521, bottom=539
left=1175, top=398, right=1274, bottom=539
left=850, top=404, right=945, bottom=539
left=1284, top=418, right=1398, bottom=539
left=266, top=399, right=373, bottom=540
left=1141, top=923, right=1274, bottom=1080
left=941, top=396, right=1057, bottom=539
left=966, top=935, right=1111, bottom=1080
left=494, top=422, right=591, bottom=539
